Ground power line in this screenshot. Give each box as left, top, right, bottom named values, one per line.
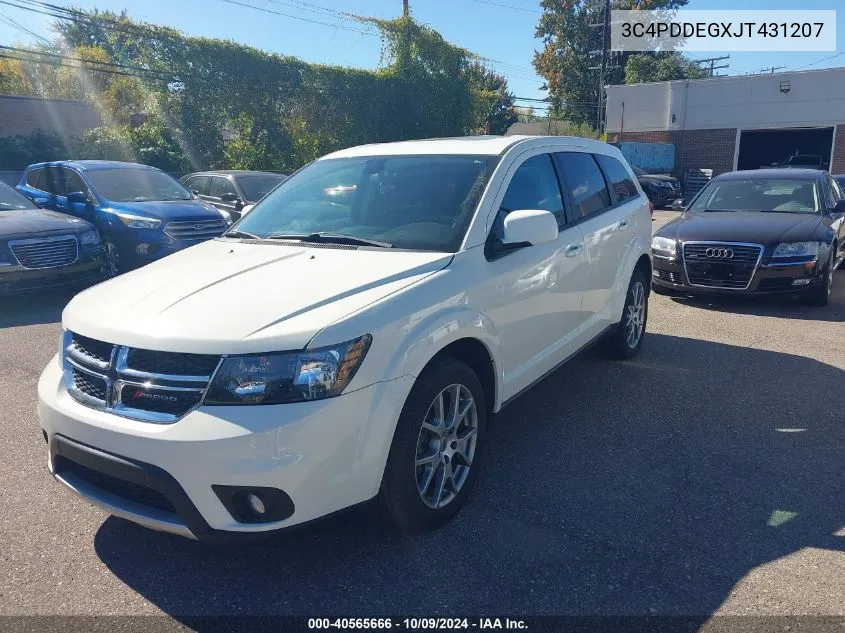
left=468, top=0, right=539, bottom=13
left=0, top=44, right=185, bottom=80
left=788, top=51, right=845, bottom=71
left=218, top=0, right=377, bottom=35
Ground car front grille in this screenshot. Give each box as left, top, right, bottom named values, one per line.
left=63, top=331, right=221, bottom=423
left=164, top=219, right=227, bottom=241
left=682, top=242, right=763, bottom=290
left=9, top=236, right=78, bottom=269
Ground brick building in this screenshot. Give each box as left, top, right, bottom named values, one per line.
left=605, top=67, right=845, bottom=181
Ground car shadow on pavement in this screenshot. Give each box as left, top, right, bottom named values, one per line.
left=93, top=333, right=845, bottom=623
left=668, top=271, right=845, bottom=323
left=0, top=290, right=76, bottom=328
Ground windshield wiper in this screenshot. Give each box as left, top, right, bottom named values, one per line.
left=267, top=232, right=393, bottom=248
left=223, top=229, right=261, bottom=240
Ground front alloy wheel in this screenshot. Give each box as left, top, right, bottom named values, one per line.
left=379, top=358, right=487, bottom=533
left=103, top=241, right=121, bottom=277
left=415, top=384, right=478, bottom=509
left=604, top=269, right=649, bottom=359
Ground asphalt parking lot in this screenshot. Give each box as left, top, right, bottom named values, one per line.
left=1, top=210, right=843, bottom=622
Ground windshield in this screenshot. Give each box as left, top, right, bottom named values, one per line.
left=235, top=174, right=286, bottom=202
left=233, top=155, right=499, bottom=251
left=687, top=178, right=821, bottom=214
left=86, top=168, right=192, bottom=202
left=0, top=183, right=37, bottom=211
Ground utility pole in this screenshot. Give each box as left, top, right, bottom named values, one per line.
left=692, top=55, right=730, bottom=77
left=758, top=65, right=786, bottom=74
left=403, top=0, right=409, bottom=17
left=597, top=0, right=610, bottom=133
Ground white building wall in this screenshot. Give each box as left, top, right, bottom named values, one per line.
left=606, top=67, right=845, bottom=133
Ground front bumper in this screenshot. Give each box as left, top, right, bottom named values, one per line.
left=0, top=248, right=108, bottom=295
left=112, top=233, right=216, bottom=270
left=645, top=187, right=683, bottom=207
left=38, top=360, right=415, bottom=541
left=651, top=253, right=824, bottom=295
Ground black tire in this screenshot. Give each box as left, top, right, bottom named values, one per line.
left=604, top=269, right=649, bottom=360
left=379, top=357, right=487, bottom=534
left=802, top=252, right=834, bottom=307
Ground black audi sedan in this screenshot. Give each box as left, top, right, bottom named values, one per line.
left=0, top=181, right=108, bottom=295
left=651, top=169, right=845, bottom=306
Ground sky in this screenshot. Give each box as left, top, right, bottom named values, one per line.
left=0, top=0, right=843, bottom=110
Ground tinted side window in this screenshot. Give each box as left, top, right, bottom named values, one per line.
left=208, top=176, right=236, bottom=199
left=38, top=167, right=63, bottom=195
left=494, top=154, right=565, bottom=236
left=26, top=168, right=43, bottom=189
left=187, top=176, right=210, bottom=196
left=595, top=153, right=638, bottom=203
left=824, top=176, right=841, bottom=208
left=554, top=152, right=612, bottom=218
left=62, top=169, right=89, bottom=197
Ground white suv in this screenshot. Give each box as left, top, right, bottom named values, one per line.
left=38, top=136, right=652, bottom=541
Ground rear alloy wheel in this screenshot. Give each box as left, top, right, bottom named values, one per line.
left=103, top=241, right=121, bottom=277
left=803, top=251, right=834, bottom=307
left=604, top=269, right=649, bottom=359
left=379, top=358, right=487, bottom=534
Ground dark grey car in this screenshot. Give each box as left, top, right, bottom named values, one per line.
left=179, top=171, right=287, bottom=223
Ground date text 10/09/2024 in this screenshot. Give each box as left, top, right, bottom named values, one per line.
left=307, top=618, right=529, bottom=630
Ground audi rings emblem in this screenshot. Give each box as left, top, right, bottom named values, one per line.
left=705, top=247, right=734, bottom=259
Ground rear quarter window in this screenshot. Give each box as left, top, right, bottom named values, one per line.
left=595, top=154, right=638, bottom=203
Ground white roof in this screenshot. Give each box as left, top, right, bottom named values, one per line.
left=321, top=135, right=611, bottom=159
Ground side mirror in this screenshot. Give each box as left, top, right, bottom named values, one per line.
left=34, top=197, right=49, bottom=208
left=67, top=191, right=88, bottom=204
left=670, top=198, right=686, bottom=211
left=831, top=200, right=845, bottom=215
left=191, top=189, right=200, bottom=196
left=502, top=209, right=559, bottom=247
left=240, top=204, right=255, bottom=216
left=220, top=192, right=238, bottom=202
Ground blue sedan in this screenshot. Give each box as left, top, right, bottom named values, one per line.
left=16, top=161, right=227, bottom=274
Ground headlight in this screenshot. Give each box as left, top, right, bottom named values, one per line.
left=651, top=235, right=677, bottom=256
left=772, top=241, right=820, bottom=258
left=79, top=229, right=100, bottom=246
left=116, top=212, right=161, bottom=229
left=204, top=335, right=372, bottom=405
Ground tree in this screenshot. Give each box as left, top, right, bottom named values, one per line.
left=534, top=0, right=692, bottom=128
left=624, top=52, right=708, bottom=84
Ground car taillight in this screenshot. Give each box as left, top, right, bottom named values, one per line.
left=648, top=200, right=655, bottom=218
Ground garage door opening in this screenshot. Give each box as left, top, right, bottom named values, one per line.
left=737, top=127, right=834, bottom=171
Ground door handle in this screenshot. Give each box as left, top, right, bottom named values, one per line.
left=565, top=243, right=583, bottom=257
left=617, top=220, right=629, bottom=231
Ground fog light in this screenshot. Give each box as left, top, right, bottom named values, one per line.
left=246, top=493, right=265, bottom=516
left=135, top=243, right=150, bottom=255
left=652, top=269, right=659, bottom=277
left=792, top=278, right=811, bottom=286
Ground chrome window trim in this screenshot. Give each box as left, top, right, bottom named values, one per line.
left=9, top=234, right=79, bottom=269
left=682, top=240, right=764, bottom=291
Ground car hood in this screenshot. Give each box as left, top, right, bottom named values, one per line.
left=107, top=199, right=222, bottom=221
left=63, top=239, right=452, bottom=353
left=658, top=211, right=823, bottom=244
left=0, top=208, right=92, bottom=238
